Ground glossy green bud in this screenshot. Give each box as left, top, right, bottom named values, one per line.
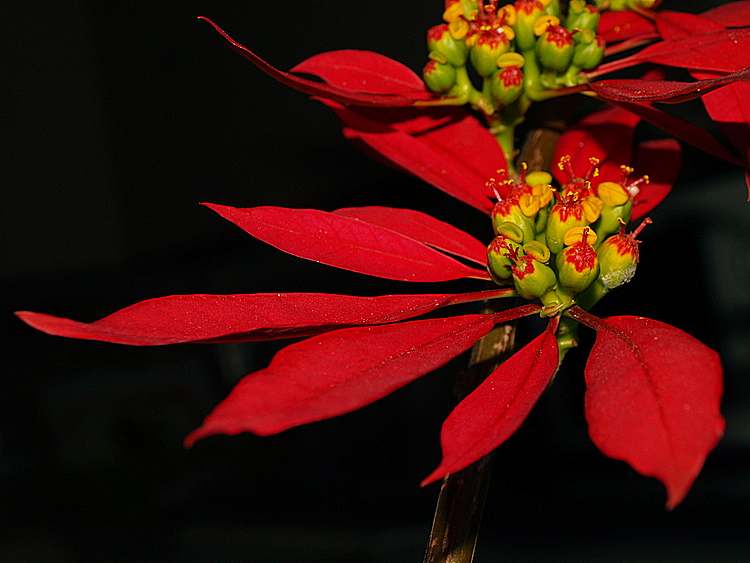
left=490, top=66, right=524, bottom=105
left=470, top=32, right=513, bottom=77
left=512, top=255, right=557, bottom=299
left=556, top=227, right=600, bottom=293
left=487, top=235, right=521, bottom=281
left=597, top=219, right=650, bottom=289
left=572, top=31, right=606, bottom=70
left=545, top=199, right=600, bottom=254
left=513, top=0, right=546, bottom=51
left=566, top=0, right=601, bottom=32
left=536, top=25, right=574, bottom=72
left=427, top=23, right=469, bottom=67
left=423, top=60, right=457, bottom=93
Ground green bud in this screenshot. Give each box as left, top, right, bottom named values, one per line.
left=597, top=219, right=650, bottom=289
left=487, top=235, right=521, bottom=281
left=512, top=255, right=557, bottom=300
left=566, top=0, right=601, bottom=32
left=470, top=32, right=513, bottom=77
left=492, top=199, right=537, bottom=244
left=490, top=66, right=524, bottom=106
left=556, top=228, right=600, bottom=293
left=572, top=31, right=606, bottom=70
left=535, top=25, right=574, bottom=72
left=513, top=0, right=546, bottom=51
left=423, top=60, right=457, bottom=93
left=427, top=23, right=469, bottom=67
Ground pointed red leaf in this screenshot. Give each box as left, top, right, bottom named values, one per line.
left=199, top=17, right=431, bottom=106
left=702, top=1, right=750, bottom=28
left=290, top=50, right=428, bottom=97
left=629, top=137, right=681, bottom=220
left=326, top=102, right=500, bottom=213
left=333, top=206, right=488, bottom=265
left=598, top=10, right=657, bottom=44
left=185, top=313, right=500, bottom=444
left=591, top=67, right=750, bottom=104
left=570, top=309, right=724, bottom=509
left=595, top=28, right=750, bottom=75
left=655, top=11, right=725, bottom=42
left=15, top=289, right=514, bottom=345
left=205, top=204, right=489, bottom=282
left=422, top=317, right=560, bottom=485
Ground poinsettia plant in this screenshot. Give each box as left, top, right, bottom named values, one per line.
left=16, top=0, right=748, bottom=559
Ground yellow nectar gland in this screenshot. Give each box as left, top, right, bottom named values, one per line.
left=563, top=225, right=598, bottom=247
left=597, top=181, right=630, bottom=207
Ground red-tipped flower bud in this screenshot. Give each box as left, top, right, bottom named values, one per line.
left=535, top=24, right=574, bottom=72
left=556, top=227, right=600, bottom=293
left=512, top=254, right=557, bottom=299
left=427, top=23, right=469, bottom=67
left=597, top=219, right=650, bottom=289
left=423, top=60, right=457, bottom=93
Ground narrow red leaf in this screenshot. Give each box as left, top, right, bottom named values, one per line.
left=702, top=1, right=750, bottom=28
left=185, top=313, right=500, bottom=444
left=205, top=204, right=490, bottom=282
left=328, top=104, right=499, bottom=213
left=15, top=289, right=515, bottom=345
left=290, top=50, right=428, bottom=97
left=422, top=317, right=560, bottom=485
left=570, top=308, right=725, bottom=509
left=199, top=17, right=431, bottom=106
left=591, top=68, right=750, bottom=104
left=334, top=206, right=488, bottom=265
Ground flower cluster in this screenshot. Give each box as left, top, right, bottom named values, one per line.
left=486, top=156, right=648, bottom=318
left=424, top=0, right=606, bottom=113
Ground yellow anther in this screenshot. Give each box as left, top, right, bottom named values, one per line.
left=499, top=4, right=517, bottom=26
left=519, top=193, right=542, bottom=217
left=443, top=2, right=465, bottom=23
left=563, top=226, right=598, bottom=247
left=581, top=196, right=604, bottom=224
left=497, top=52, right=525, bottom=69
left=597, top=181, right=629, bottom=207
left=558, top=155, right=571, bottom=171
left=449, top=18, right=470, bottom=40
left=524, top=240, right=551, bottom=262
left=534, top=15, right=559, bottom=36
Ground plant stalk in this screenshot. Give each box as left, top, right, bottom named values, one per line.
left=422, top=122, right=564, bottom=563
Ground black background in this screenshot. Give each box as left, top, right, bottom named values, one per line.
left=4, top=1, right=749, bottom=561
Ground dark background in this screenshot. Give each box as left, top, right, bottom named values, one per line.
left=3, top=1, right=749, bottom=561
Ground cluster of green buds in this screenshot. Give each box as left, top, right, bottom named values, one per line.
left=486, top=156, right=651, bottom=317
left=423, top=0, right=607, bottom=115
left=591, top=0, right=662, bottom=11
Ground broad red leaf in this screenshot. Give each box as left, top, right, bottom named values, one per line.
left=598, top=10, right=657, bottom=44
left=422, top=317, right=560, bottom=485
left=325, top=102, right=499, bottom=212
left=570, top=309, right=724, bottom=509
left=702, top=1, right=750, bottom=27
left=15, top=289, right=514, bottom=345
left=199, top=17, right=432, bottom=106
left=290, top=50, right=427, bottom=97
left=655, top=10, right=725, bottom=41
left=595, top=28, right=750, bottom=75
left=185, top=313, right=501, bottom=444
left=591, top=68, right=750, bottom=104
left=629, top=137, right=681, bottom=221
left=334, top=206, right=488, bottom=265
left=205, top=204, right=490, bottom=282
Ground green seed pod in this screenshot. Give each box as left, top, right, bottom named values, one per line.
left=423, top=60, right=457, bottom=93
left=427, top=23, right=469, bottom=67
left=535, top=25, right=574, bottom=72
left=512, top=255, right=558, bottom=300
